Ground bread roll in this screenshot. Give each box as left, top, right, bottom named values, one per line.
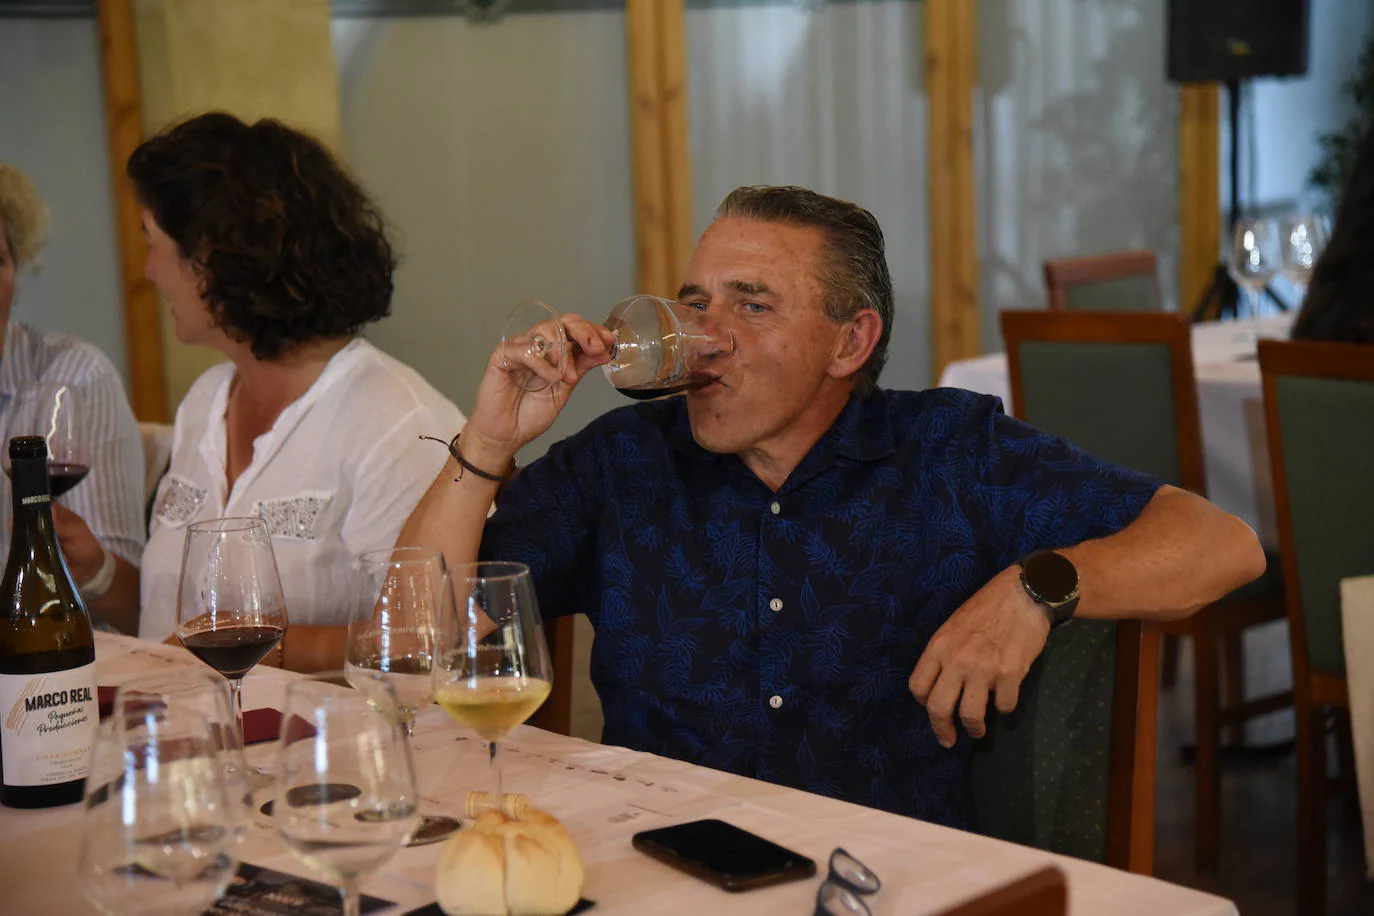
left=435, top=808, right=584, bottom=916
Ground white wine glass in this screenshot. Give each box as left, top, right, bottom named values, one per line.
left=1280, top=213, right=1330, bottom=302
left=1228, top=217, right=1279, bottom=342
left=77, top=677, right=240, bottom=915
left=345, top=546, right=462, bottom=844
left=434, top=561, right=552, bottom=805
left=499, top=296, right=734, bottom=397
left=2, top=382, right=91, bottom=496
left=175, top=517, right=288, bottom=772
left=274, top=676, right=419, bottom=916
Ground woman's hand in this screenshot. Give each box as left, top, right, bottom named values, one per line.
left=461, top=313, right=615, bottom=469
left=51, top=502, right=106, bottom=586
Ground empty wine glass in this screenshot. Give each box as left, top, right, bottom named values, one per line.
left=2, top=382, right=91, bottom=496
left=499, top=296, right=734, bottom=398
left=1280, top=213, right=1330, bottom=302
left=346, top=546, right=462, bottom=844
left=433, top=561, right=552, bottom=805
left=77, top=677, right=240, bottom=915
left=175, top=517, right=288, bottom=766
left=1229, top=217, right=1279, bottom=342
left=274, top=676, right=419, bottom=916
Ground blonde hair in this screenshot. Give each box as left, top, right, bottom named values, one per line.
left=0, top=164, right=51, bottom=271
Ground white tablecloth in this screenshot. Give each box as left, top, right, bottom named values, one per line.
left=0, top=634, right=1239, bottom=916
left=938, top=315, right=1293, bottom=551
left=1341, top=575, right=1374, bottom=879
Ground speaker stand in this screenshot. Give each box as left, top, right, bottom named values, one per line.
left=1190, top=78, right=1287, bottom=323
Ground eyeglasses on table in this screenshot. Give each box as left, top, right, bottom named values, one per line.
left=814, top=847, right=881, bottom=916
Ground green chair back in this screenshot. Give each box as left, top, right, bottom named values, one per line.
left=1062, top=276, right=1158, bottom=313
left=970, top=619, right=1118, bottom=863
left=1015, top=340, right=1181, bottom=484
left=1271, top=374, right=1374, bottom=677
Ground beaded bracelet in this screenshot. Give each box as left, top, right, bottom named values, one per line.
left=419, top=433, right=514, bottom=483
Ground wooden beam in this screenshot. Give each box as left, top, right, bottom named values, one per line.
left=626, top=0, right=691, bottom=297
left=925, top=0, right=979, bottom=382
left=1178, top=84, right=1221, bottom=318
left=96, top=0, right=168, bottom=422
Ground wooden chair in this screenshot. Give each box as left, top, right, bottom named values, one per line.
left=999, top=310, right=1288, bottom=873
left=1259, top=340, right=1369, bottom=916
left=933, top=866, right=1068, bottom=916
left=969, top=612, right=1159, bottom=874
left=1042, top=250, right=1160, bottom=312
left=527, top=616, right=575, bottom=735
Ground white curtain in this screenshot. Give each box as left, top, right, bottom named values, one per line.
left=976, top=0, right=1178, bottom=351
left=687, top=0, right=932, bottom=390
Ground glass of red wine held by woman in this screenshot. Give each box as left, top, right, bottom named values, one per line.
left=175, top=516, right=288, bottom=774
left=2, top=382, right=91, bottom=495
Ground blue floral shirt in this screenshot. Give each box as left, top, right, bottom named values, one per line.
left=481, top=388, right=1160, bottom=827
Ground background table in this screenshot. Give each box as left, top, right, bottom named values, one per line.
left=0, top=634, right=1240, bottom=915
left=938, top=315, right=1292, bottom=551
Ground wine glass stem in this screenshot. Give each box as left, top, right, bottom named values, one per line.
left=341, top=879, right=362, bottom=916
left=402, top=713, right=415, bottom=740
left=489, top=739, right=503, bottom=801
left=228, top=676, right=245, bottom=746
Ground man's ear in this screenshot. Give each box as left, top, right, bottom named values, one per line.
left=828, top=309, right=883, bottom=380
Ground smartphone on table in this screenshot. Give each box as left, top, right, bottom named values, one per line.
left=631, top=819, right=817, bottom=892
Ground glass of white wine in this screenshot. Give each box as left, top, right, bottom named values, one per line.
left=433, top=561, right=553, bottom=805
left=499, top=296, right=734, bottom=398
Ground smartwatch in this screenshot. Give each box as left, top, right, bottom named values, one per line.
left=1018, top=550, right=1079, bottom=628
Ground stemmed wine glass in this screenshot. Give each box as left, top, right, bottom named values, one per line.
left=500, top=295, right=734, bottom=398
left=433, top=561, right=552, bottom=805
left=274, top=676, right=419, bottom=916
left=77, top=674, right=241, bottom=916
left=175, top=517, right=288, bottom=764
left=1280, top=213, right=1330, bottom=303
left=1229, top=217, right=1279, bottom=342
left=2, top=382, right=90, bottom=495
left=345, top=545, right=462, bottom=844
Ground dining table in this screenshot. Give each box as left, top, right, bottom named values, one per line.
left=0, top=633, right=1241, bottom=915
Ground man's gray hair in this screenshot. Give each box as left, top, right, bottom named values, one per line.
left=715, top=185, right=893, bottom=397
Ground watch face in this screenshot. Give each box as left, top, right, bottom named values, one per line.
left=1025, top=552, right=1078, bottom=604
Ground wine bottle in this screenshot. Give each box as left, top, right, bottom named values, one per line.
left=0, top=435, right=97, bottom=808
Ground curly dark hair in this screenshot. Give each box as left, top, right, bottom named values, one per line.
left=715, top=186, right=893, bottom=397
left=127, top=112, right=396, bottom=360
left=1292, top=120, right=1374, bottom=343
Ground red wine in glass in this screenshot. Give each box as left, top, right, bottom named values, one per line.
left=0, top=461, right=89, bottom=496
left=616, top=376, right=713, bottom=400
left=180, top=624, right=284, bottom=680
left=48, top=462, right=90, bottom=497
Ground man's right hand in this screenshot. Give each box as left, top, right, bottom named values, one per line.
left=461, top=312, right=616, bottom=467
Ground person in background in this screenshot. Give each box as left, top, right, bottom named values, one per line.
left=0, top=163, right=144, bottom=629
left=400, top=185, right=1266, bottom=829
left=1292, top=120, right=1374, bottom=343
left=59, top=112, right=464, bottom=666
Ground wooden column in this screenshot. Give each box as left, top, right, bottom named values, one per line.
left=1178, top=84, right=1221, bottom=317
left=96, top=0, right=168, bottom=422
left=626, top=0, right=692, bottom=297
left=925, top=0, right=979, bottom=382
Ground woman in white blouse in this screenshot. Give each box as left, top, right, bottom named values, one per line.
left=62, top=112, right=464, bottom=670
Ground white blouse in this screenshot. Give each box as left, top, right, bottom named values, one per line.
left=138, top=339, right=464, bottom=640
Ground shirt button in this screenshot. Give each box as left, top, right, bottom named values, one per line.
left=769, top=501, right=781, bottom=515
left=768, top=597, right=783, bottom=612
left=768, top=695, right=783, bottom=709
